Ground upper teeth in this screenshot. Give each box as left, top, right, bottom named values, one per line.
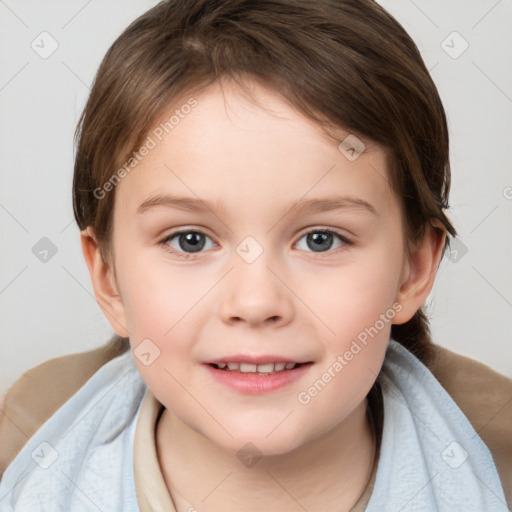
left=215, top=362, right=298, bottom=373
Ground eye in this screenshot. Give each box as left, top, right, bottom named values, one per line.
left=160, top=230, right=216, bottom=258
left=159, top=227, right=351, bottom=259
left=295, top=228, right=351, bottom=255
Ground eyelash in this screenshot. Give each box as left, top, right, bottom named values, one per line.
left=158, top=228, right=353, bottom=259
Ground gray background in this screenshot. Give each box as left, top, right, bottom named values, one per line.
left=1, top=0, right=511, bottom=400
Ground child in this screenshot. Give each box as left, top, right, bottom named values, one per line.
left=0, top=0, right=511, bottom=510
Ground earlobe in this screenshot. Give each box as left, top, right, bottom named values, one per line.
left=80, top=228, right=129, bottom=338
left=393, top=221, right=447, bottom=325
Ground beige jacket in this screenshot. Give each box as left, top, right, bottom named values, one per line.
left=1, top=340, right=511, bottom=506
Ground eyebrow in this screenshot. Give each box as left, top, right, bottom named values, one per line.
left=136, top=193, right=378, bottom=217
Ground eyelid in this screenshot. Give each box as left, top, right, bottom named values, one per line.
left=297, top=226, right=351, bottom=243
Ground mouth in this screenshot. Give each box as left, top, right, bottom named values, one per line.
left=203, top=360, right=314, bottom=394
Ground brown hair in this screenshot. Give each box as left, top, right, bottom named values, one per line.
left=72, top=0, right=457, bottom=451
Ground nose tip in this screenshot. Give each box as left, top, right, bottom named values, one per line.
left=218, top=258, right=293, bottom=328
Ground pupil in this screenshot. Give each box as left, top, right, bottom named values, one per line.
left=308, top=232, right=332, bottom=252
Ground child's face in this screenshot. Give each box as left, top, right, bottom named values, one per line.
left=107, top=79, right=412, bottom=455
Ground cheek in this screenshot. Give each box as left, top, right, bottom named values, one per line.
left=115, top=249, right=205, bottom=337
left=298, top=247, right=403, bottom=342
left=296, top=271, right=396, bottom=423
left=295, top=338, right=387, bottom=446
left=116, top=254, right=211, bottom=390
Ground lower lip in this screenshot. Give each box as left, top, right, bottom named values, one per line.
left=203, top=363, right=313, bottom=394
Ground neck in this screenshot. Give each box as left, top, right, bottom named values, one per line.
left=156, top=400, right=377, bottom=512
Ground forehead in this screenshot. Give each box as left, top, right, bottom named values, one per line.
left=113, top=79, right=396, bottom=220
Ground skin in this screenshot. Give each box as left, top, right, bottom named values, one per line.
left=82, top=78, right=446, bottom=511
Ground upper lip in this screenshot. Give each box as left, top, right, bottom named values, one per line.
left=204, top=355, right=312, bottom=365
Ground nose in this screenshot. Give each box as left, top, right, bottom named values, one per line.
left=218, top=248, right=294, bottom=328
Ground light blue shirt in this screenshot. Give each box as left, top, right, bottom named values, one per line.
left=0, top=339, right=508, bottom=511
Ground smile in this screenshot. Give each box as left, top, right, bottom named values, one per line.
left=204, top=362, right=313, bottom=394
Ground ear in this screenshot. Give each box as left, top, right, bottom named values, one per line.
left=393, top=220, right=447, bottom=325
left=81, top=227, right=129, bottom=338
